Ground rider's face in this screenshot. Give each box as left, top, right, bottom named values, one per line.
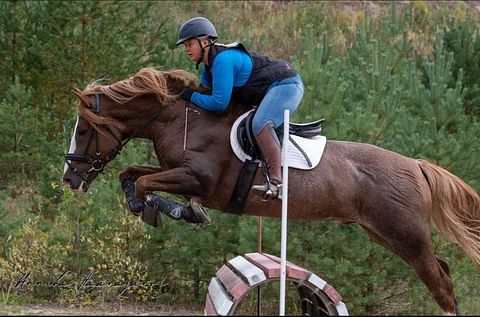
left=183, top=38, right=208, bottom=63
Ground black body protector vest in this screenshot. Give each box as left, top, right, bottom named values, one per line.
left=204, top=42, right=298, bottom=106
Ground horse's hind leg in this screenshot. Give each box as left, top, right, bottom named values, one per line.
left=436, top=256, right=462, bottom=315
left=362, top=225, right=457, bottom=314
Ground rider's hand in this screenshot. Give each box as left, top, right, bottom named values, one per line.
left=180, top=88, right=195, bottom=102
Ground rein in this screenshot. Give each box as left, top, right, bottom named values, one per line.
left=65, top=92, right=162, bottom=182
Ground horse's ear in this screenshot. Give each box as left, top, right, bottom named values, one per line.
left=72, top=88, right=82, bottom=99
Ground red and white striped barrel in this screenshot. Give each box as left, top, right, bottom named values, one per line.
left=205, top=252, right=348, bottom=316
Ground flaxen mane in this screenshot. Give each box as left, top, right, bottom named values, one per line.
left=75, top=67, right=198, bottom=127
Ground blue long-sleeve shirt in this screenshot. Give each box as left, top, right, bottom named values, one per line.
left=190, top=48, right=253, bottom=111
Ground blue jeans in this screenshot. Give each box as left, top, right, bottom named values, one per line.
left=252, top=75, right=304, bottom=134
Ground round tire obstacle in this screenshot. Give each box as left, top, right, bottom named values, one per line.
left=205, top=252, right=348, bottom=316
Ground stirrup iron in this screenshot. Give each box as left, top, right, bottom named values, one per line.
left=252, top=182, right=283, bottom=200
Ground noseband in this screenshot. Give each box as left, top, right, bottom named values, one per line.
left=65, top=92, right=162, bottom=183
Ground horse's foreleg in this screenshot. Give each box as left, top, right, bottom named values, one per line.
left=119, top=165, right=164, bottom=214
left=133, top=167, right=210, bottom=224
left=119, top=165, right=164, bottom=183
left=134, top=167, right=205, bottom=199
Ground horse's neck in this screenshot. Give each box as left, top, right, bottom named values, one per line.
left=162, top=99, right=245, bottom=146
left=120, top=95, right=250, bottom=151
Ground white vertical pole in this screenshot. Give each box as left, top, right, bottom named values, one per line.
left=279, top=110, right=289, bottom=315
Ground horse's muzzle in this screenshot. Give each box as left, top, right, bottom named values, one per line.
left=62, top=176, right=89, bottom=192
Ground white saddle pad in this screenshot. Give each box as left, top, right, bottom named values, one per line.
left=230, top=111, right=327, bottom=170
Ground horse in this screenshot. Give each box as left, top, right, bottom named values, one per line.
left=62, top=67, right=480, bottom=315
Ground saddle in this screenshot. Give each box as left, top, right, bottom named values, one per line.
left=226, top=109, right=326, bottom=214
left=236, top=110, right=325, bottom=163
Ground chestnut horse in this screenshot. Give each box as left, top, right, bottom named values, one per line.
left=62, top=67, right=480, bottom=314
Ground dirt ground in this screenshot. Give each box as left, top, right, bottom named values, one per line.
left=0, top=303, right=203, bottom=316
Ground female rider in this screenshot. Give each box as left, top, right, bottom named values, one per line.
left=177, top=16, right=304, bottom=199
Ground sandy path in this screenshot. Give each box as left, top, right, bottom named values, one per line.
left=0, top=303, right=203, bottom=316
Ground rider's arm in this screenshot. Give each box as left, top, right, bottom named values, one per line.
left=191, top=50, right=251, bottom=112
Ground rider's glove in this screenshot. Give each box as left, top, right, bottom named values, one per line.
left=180, top=88, right=195, bottom=102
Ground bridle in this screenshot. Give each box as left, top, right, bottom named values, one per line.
left=64, top=92, right=162, bottom=183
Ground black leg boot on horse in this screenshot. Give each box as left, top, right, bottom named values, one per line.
left=121, top=180, right=211, bottom=225
left=146, top=194, right=211, bottom=224
left=252, top=123, right=283, bottom=200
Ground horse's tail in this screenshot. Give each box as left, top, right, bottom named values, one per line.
left=418, top=159, right=480, bottom=269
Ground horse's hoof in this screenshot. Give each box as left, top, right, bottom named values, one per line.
left=141, top=205, right=164, bottom=229
left=184, top=200, right=211, bottom=224
left=128, top=199, right=145, bottom=215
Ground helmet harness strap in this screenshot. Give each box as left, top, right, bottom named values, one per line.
left=195, top=38, right=215, bottom=69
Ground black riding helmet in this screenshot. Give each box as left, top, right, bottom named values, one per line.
left=176, top=17, right=218, bottom=69
left=176, top=17, right=218, bottom=45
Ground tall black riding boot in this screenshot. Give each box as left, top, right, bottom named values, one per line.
left=251, top=123, right=283, bottom=199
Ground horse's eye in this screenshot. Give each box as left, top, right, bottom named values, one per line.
left=77, top=129, right=89, bottom=136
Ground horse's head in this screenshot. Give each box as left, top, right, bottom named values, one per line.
left=63, top=67, right=200, bottom=192
left=63, top=90, right=124, bottom=192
